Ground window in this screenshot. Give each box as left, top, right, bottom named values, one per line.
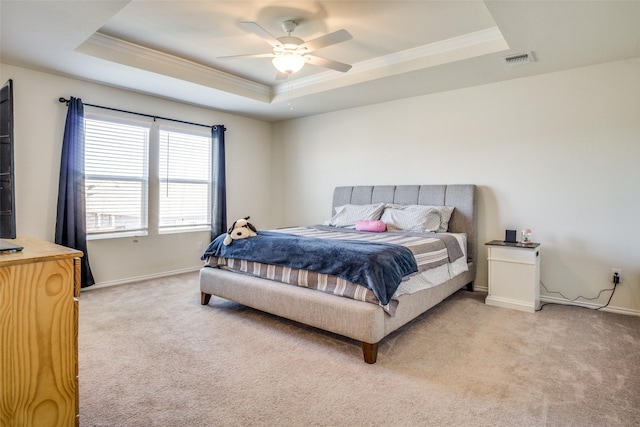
left=85, top=118, right=149, bottom=236
left=84, top=115, right=212, bottom=238
left=159, top=129, right=211, bottom=233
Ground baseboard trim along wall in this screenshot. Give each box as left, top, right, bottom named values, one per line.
left=83, top=272, right=640, bottom=317
left=539, top=295, right=640, bottom=317
left=81, top=266, right=201, bottom=292
left=472, top=287, right=638, bottom=317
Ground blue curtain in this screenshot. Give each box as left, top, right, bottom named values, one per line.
left=210, top=125, right=227, bottom=241
left=55, top=97, right=95, bottom=287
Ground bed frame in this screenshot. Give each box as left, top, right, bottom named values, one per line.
left=200, top=185, right=476, bottom=363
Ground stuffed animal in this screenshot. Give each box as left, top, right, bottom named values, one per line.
left=223, top=216, right=257, bottom=245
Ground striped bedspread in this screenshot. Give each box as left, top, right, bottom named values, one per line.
left=204, top=226, right=465, bottom=315
left=279, top=226, right=464, bottom=269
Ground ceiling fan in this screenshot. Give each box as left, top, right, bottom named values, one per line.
left=219, top=20, right=353, bottom=78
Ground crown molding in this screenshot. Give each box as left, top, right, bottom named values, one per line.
left=274, top=27, right=507, bottom=97
left=77, top=32, right=273, bottom=102
left=78, top=27, right=506, bottom=105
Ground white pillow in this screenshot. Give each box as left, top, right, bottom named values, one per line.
left=381, top=205, right=441, bottom=232
left=324, top=203, right=385, bottom=228
left=432, top=206, right=455, bottom=232
left=382, top=204, right=455, bottom=233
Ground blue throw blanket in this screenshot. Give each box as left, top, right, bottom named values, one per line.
left=202, top=231, right=418, bottom=306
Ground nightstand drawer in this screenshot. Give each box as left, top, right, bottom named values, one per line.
left=488, top=246, right=539, bottom=264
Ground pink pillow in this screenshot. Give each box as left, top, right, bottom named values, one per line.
left=356, top=220, right=387, bottom=232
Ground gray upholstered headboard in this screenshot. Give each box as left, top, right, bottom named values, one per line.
left=332, top=185, right=477, bottom=263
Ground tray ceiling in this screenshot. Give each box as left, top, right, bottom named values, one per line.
left=2, top=1, right=639, bottom=122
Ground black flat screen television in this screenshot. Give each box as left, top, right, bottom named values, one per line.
left=0, top=79, right=16, bottom=240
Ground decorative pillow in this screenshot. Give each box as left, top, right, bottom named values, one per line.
left=324, top=203, right=385, bottom=228
left=381, top=205, right=441, bottom=232
left=431, top=206, right=455, bottom=232
left=384, top=204, right=455, bottom=232
left=356, top=220, right=387, bottom=232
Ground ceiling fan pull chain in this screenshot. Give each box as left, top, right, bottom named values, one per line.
left=287, top=75, right=294, bottom=111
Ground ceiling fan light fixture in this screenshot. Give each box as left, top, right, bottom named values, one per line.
left=272, top=53, right=306, bottom=74
left=225, top=21, right=353, bottom=78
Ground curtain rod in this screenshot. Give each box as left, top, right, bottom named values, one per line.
left=58, top=97, right=221, bottom=130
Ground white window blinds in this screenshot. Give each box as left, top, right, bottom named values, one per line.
left=85, top=118, right=149, bottom=235
left=158, top=129, right=211, bottom=232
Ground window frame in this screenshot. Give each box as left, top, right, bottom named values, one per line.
left=157, top=124, right=212, bottom=235
left=83, top=112, right=212, bottom=240
left=84, top=111, right=152, bottom=240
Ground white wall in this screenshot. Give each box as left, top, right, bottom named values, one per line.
left=3, top=58, right=638, bottom=314
left=0, top=64, right=273, bottom=285
left=272, top=57, right=640, bottom=314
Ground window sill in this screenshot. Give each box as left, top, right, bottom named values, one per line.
left=158, top=226, right=210, bottom=235
left=87, top=231, right=148, bottom=241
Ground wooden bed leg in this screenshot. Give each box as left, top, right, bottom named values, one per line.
left=361, top=342, right=379, bottom=364
left=466, top=282, right=473, bottom=291
left=201, top=292, right=212, bottom=305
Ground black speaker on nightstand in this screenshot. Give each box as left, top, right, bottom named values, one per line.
left=505, top=229, right=517, bottom=243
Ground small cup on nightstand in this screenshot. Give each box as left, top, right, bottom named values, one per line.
left=521, top=228, right=532, bottom=243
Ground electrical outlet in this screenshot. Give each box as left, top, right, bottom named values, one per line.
left=611, top=268, right=622, bottom=284
left=196, top=240, right=203, bottom=251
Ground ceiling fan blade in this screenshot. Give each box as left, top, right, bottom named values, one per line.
left=275, top=71, right=290, bottom=80
left=300, top=29, right=352, bottom=52
left=305, top=55, right=352, bottom=73
left=217, top=53, right=275, bottom=59
left=240, top=22, right=280, bottom=48
left=218, top=53, right=275, bottom=60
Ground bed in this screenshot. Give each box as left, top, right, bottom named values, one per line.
left=200, top=185, right=476, bottom=363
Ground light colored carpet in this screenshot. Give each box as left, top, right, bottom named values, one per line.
left=78, top=272, right=640, bottom=426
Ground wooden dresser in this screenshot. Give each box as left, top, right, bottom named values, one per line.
left=0, top=237, right=82, bottom=426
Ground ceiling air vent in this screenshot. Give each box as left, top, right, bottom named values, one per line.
left=502, top=52, right=535, bottom=66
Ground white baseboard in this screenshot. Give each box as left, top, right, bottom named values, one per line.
left=81, top=266, right=201, bottom=292
left=85, top=272, right=640, bottom=317
left=472, top=285, right=488, bottom=293
left=540, top=295, right=640, bottom=317
left=471, top=288, right=639, bottom=317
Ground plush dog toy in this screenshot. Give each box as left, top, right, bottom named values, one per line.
left=223, top=216, right=257, bottom=246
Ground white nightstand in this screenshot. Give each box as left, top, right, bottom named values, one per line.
left=485, top=240, right=540, bottom=313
